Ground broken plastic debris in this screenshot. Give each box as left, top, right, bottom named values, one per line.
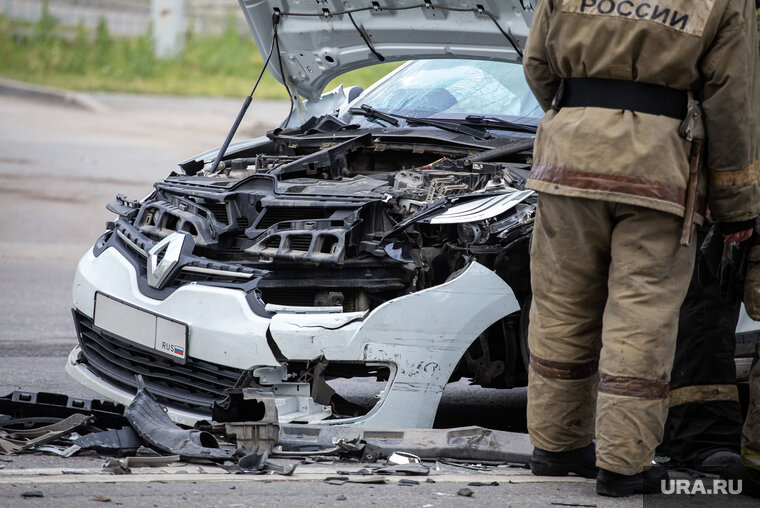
left=124, top=378, right=231, bottom=462
left=276, top=425, right=532, bottom=464
left=388, top=451, right=422, bottom=465
left=75, top=426, right=143, bottom=457
left=0, top=437, right=23, bottom=454
left=457, top=487, right=474, bottom=497
left=237, top=450, right=296, bottom=475
left=103, top=455, right=180, bottom=468
left=31, top=444, right=81, bottom=457
left=324, top=476, right=348, bottom=485
left=4, top=414, right=94, bottom=453
left=347, top=477, right=387, bottom=484
left=373, top=463, right=430, bottom=476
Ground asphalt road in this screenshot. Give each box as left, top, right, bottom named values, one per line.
left=0, top=92, right=752, bottom=507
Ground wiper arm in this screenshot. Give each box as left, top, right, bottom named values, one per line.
left=348, top=104, right=492, bottom=140
left=348, top=104, right=399, bottom=126
left=465, top=115, right=537, bottom=134
left=404, top=117, right=492, bottom=140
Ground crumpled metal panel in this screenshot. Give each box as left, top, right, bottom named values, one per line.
left=268, top=261, right=520, bottom=428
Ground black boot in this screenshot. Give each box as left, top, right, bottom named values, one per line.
left=693, top=450, right=745, bottom=481
left=530, top=442, right=598, bottom=479
left=596, top=465, right=668, bottom=497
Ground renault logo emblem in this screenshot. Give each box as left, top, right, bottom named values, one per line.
left=147, top=232, right=187, bottom=289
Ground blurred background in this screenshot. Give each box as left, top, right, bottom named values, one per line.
left=0, top=0, right=399, bottom=98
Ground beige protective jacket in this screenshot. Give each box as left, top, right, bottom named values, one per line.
left=524, top=0, right=760, bottom=223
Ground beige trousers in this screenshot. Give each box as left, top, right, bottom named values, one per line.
left=527, top=193, right=695, bottom=475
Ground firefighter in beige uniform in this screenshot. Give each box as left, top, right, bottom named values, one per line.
left=523, top=0, right=760, bottom=497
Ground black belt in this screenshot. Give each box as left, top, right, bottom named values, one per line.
left=552, top=78, right=688, bottom=120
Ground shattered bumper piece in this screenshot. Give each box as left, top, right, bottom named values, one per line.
left=0, top=391, right=127, bottom=429
left=0, top=413, right=94, bottom=455
left=124, top=383, right=232, bottom=462
left=74, top=426, right=143, bottom=457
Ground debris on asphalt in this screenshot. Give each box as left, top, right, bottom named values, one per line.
left=437, top=458, right=495, bottom=471
left=75, top=427, right=142, bottom=457
left=236, top=450, right=296, bottom=475
left=275, top=424, right=532, bottom=464
left=550, top=503, right=597, bottom=507
left=89, top=494, right=112, bottom=502
left=0, top=437, right=22, bottom=454
left=373, top=463, right=430, bottom=476
left=347, top=477, right=387, bottom=484
left=387, top=451, right=422, bottom=465
left=5, top=413, right=91, bottom=441
left=101, top=464, right=131, bottom=475
left=104, top=455, right=181, bottom=469
left=468, top=481, right=499, bottom=487
left=124, top=379, right=232, bottom=462
left=336, top=495, right=348, bottom=501
left=22, top=490, right=44, bottom=498
left=336, top=468, right=372, bottom=476
left=0, top=385, right=539, bottom=492
left=15, top=414, right=93, bottom=453
left=457, top=487, right=474, bottom=497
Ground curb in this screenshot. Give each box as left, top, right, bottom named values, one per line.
left=0, top=77, right=107, bottom=113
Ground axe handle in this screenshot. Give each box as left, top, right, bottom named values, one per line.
left=680, top=141, right=703, bottom=246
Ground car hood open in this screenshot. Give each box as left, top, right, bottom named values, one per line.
left=239, top=0, right=535, bottom=100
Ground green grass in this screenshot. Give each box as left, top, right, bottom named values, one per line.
left=0, top=11, right=400, bottom=99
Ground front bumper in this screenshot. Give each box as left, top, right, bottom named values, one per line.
left=66, top=346, right=207, bottom=427
left=69, top=245, right=520, bottom=428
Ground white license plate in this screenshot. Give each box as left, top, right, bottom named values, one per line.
left=93, top=292, right=188, bottom=364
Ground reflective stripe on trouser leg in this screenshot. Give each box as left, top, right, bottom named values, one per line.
left=528, top=356, right=599, bottom=451
left=669, top=384, right=740, bottom=407
left=527, top=194, right=609, bottom=452
left=596, top=203, right=695, bottom=476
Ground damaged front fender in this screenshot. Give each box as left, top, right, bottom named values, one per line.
left=267, top=261, right=520, bottom=428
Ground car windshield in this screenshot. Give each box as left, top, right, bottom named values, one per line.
left=341, top=59, right=543, bottom=127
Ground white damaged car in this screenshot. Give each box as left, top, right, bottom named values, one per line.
left=67, top=0, right=759, bottom=427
